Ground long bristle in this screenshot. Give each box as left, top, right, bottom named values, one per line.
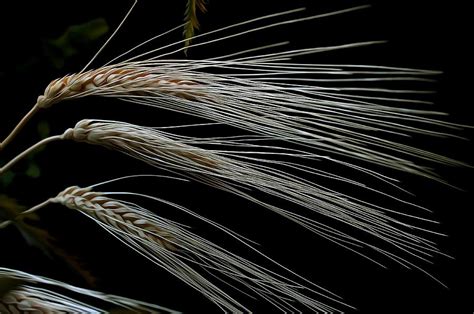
left=48, top=185, right=345, bottom=312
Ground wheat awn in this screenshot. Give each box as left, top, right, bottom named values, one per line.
left=1, top=182, right=348, bottom=312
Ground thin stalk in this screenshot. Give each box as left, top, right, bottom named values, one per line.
left=0, top=199, right=52, bottom=229
left=0, top=135, right=63, bottom=174
left=0, top=104, right=41, bottom=151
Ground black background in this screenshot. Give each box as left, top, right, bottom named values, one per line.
left=0, top=0, right=472, bottom=313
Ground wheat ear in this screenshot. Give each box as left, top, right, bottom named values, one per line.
left=2, top=5, right=464, bottom=175
left=0, top=119, right=449, bottom=278
left=0, top=267, right=178, bottom=313
left=2, top=49, right=458, bottom=175
left=1, top=185, right=347, bottom=312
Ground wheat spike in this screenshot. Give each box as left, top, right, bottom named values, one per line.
left=54, top=185, right=178, bottom=251
left=1, top=185, right=347, bottom=312
left=36, top=67, right=200, bottom=109
left=0, top=267, right=178, bottom=313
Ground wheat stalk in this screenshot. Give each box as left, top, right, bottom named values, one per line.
left=0, top=267, right=178, bottom=313
left=1, top=185, right=346, bottom=312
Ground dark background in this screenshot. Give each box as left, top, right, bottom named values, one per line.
left=0, top=0, right=472, bottom=312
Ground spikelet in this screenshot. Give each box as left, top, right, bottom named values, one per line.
left=0, top=267, right=177, bottom=313
left=35, top=66, right=200, bottom=109
left=45, top=185, right=343, bottom=312
left=54, top=185, right=178, bottom=252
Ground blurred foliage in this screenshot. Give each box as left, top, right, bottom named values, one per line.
left=0, top=195, right=96, bottom=287
left=0, top=120, right=50, bottom=188
left=0, top=171, right=15, bottom=187
left=25, top=163, right=41, bottom=178
left=37, top=121, right=51, bottom=139
left=45, top=18, right=109, bottom=69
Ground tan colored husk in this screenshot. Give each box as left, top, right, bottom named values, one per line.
left=1, top=290, right=51, bottom=313
left=37, top=66, right=199, bottom=109
left=53, top=186, right=177, bottom=251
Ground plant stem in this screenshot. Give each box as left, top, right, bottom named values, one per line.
left=0, top=104, right=41, bottom=151
left=0, top=135, right=63, bottom=174
left=0, top=198, right=52, bottom=229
